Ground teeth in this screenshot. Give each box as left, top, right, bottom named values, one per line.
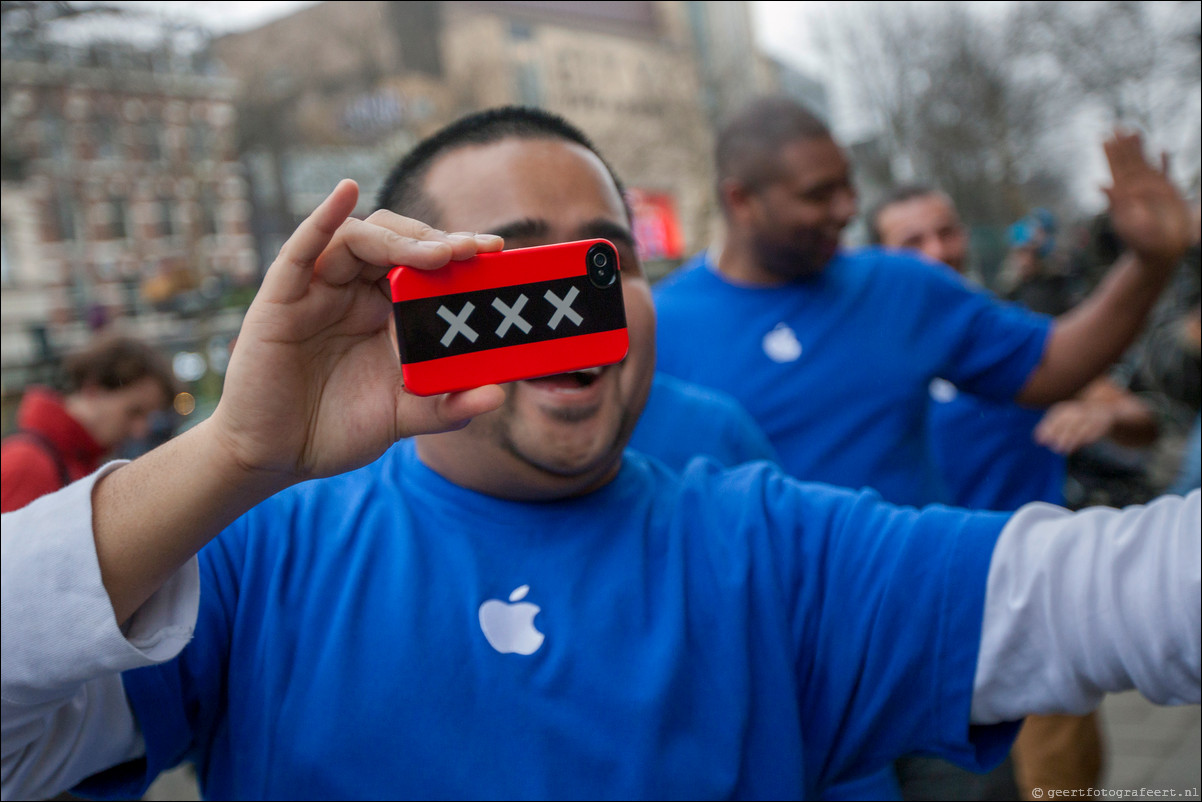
left=576, top=367, right=603, bottom=376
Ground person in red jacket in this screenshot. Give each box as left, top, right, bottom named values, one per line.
left=1, top=335, right=177, bottom=513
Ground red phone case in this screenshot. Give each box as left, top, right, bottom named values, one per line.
left=389, top=239, right=629, bottom=396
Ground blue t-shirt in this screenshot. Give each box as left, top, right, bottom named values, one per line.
left=629, top=372, right=779, bottom=471
left=653, top=250, right=1053, bottom=507
left=91, top=442, right=1015, bottom=800
left=927, top=380, right=1067, bottom=511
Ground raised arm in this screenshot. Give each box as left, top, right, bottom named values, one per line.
left=1016, top=132, right=1192, bottom=407
left=2, top=182, right=505, bottom=799
left=92, top=181, right=504, bottom=625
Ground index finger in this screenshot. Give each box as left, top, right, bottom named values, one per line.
left=1104, top=130, right=1152, bottom=184
left=364, top=209, right=504, bottom=263
left=260, top=179, right=360, bottom=304
left=314, top=220, right=505, bottom=287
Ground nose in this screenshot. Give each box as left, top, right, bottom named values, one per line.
left=924, top=235, right=951, bottom=265
left=831, top=186, right=858, bottom=228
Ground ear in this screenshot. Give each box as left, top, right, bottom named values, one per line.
left=719, top=178, right=759, bottom=225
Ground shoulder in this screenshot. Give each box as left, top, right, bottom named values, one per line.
left=667, top=457, right=870, bottom=538
left=848, top=246, right=973, bottom=290
left=0, top=437, right=63, bottom=512
left=633, top=375, right=778, bottom=469
left=652, top=253, right=716, bottom=302
left=1, top=435, right=56, bottom=465
left=646, top=373, right=744, bottom=416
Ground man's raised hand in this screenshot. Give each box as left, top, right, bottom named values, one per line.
left=1103, top=130, right=1191, bottom=271
left=208, top=180, right=505, bottom=485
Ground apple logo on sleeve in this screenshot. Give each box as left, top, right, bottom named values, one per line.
left=479, top=585, right=545, bottom=655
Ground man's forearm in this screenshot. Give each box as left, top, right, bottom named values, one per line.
left=1017, top=251, right=1176, bottom=406
left=92, top=418, right=295, bottom=626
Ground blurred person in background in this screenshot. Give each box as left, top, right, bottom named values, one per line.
left=654, top=96, right=1188, bottom=510
left=997, top=208, right=1089, bottom=316
left=1, top=334, right=177, bottom=514
left=1056, top=205, right=1200, bottom=508
left=870, top=186, right=1158, bottom=513
left=870, top=185, right=1159, bottom=802
left=629, top=372, right=779, bottom=471
left=653, top=96, right=1192, bottom=801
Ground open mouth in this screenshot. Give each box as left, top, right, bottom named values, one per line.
left=524, top=366, right=605, bottom=391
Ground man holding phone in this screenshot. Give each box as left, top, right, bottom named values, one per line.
left=3, top=108, right=1198, bottom=801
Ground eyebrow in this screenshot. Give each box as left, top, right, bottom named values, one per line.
left=488, top=217, right=636, bottom=252
left=488, top=218, right=549, bottom=242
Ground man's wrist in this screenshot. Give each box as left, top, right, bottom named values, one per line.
left=190, top=417, right=299, bottom=506
left=1131, top=246, right=1186, bottom=276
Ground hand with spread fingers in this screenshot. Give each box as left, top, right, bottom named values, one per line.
left=1103, top=131, right=1192, bottom=272
left=209, top=180, right=505, bottom=484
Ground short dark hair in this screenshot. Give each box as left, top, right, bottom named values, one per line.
left=376, top=106, right=629, bottom=225
left=866, top=184, right=942, bottom=245
left=62, top=334, right=177, bottom=402
left=715, top=95, right=831, bottom=195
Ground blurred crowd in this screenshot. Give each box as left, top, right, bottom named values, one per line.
left=997, top=201, right=1202, bottom=507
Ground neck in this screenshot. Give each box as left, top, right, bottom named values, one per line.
left=714, top=225, right=787, bottom=287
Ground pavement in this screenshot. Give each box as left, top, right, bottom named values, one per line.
left=1099, top=691, right=1201, bottom=798
left=141, top=692, right=1200, bottom=800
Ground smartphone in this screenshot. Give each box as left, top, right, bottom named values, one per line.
left=389, top=238, right=629, bottom=396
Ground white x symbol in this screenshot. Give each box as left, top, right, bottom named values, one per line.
left=492, top=294, right=532, bottom=338
left=545, top=287, right=583, bottom=330
left=437, top=302, right=478, bottom=347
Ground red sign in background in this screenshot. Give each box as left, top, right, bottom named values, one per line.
left=627, top=189, right=685, bottom=262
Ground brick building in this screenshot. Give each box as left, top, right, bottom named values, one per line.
left=1, top=37, right=257, bottom=424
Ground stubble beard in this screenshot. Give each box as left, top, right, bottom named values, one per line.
left=492, top=394, right=635, bottom=481
left=753, top=236, right=829, bottom=281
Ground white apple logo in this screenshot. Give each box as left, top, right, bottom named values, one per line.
left=928, top=377, right=959, bottom=404
left=763, top=323, right=803, bottom=363
left=478, top=585, right=545, bottom=655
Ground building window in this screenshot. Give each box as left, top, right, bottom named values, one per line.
left=92, top=116, right=118, bottom=160
left=141, top=121, right=163, bottom=162
left=1, top=229, right=11, bottom=287
left=189, top=121, right=210, bottom=162
left=42, top=114, right=69, bottom=161
left=515, top=62, right=543, bottom=107
left=50, top=189, right=76, bottom=242
left=158, top=198, right=174, bottom=238
left=109, top=196, right=129, bottom=240
left=391, top=1, right=443, bottom=77
left=199, top=186, right=219, bottom=236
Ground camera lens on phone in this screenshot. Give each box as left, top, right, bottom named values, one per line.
left=586, top=242, right=618, bottom=289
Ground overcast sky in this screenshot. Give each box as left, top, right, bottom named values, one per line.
left=109, top=1, right=811, bottom=59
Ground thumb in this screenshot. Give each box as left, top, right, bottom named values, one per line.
left=395, top=385, right=506, bottom=438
